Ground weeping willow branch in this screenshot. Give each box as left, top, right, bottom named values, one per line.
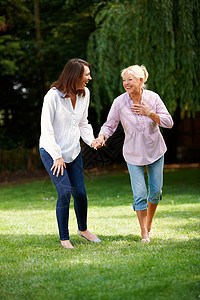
left=87, top=0, right=200, bottom=121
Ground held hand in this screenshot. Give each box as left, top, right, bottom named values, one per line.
left=51, top=157, right=66, bottom=177
left=91, top=139, right=101, bottom=150
left=97, top=134, right=106, bottom=147
left=131, top=101, right=151, bottom=116
left=91, top=135, right=105, bottom=150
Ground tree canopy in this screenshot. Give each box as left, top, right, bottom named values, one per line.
left=0, top=0, right=199, bottom=151
left=0, top=0, right=96, bottom=149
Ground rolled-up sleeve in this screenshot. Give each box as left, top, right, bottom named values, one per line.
left=156, top=95, right=174, bottom=128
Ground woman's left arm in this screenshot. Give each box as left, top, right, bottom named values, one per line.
left=134, top=102, right=161, bottom=124
left=153, top=95, right=174, bottom=128
left=133, top=95, right=173, bottom=128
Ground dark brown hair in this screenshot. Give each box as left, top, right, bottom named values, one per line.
left=51, top=58, right=91, bottom=97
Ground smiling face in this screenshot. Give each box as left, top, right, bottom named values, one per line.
left=122, top=71, right=143, bottom=95
left=76, top=65, right=92, bottom=90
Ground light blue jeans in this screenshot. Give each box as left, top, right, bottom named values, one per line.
left=127, top=155, right=164, bottom=211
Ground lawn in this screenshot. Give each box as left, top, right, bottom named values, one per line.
left=0, top=168, right=199, bottom=300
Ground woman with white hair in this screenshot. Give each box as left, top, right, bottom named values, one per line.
left=97, top=65, right=173, bottom=243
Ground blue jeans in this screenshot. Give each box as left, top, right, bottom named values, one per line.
left=127, top=155, right=164, bottom=211
left=40, top=148, right=87, bottom=240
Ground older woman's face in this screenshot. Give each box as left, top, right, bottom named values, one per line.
left=76, top=65, right=92, bottom=90
left=122, top=72, right=141, bottom=94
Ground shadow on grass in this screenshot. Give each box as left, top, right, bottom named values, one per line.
left=0, top=233, right=141, bottom=249
left=1, top=233, right=199, bottom=300
left=1, top=232, right=200, bottom=251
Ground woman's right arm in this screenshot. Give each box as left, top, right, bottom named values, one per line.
left=41, top=91, right=62, bottom=159
left=98, top=99, right=120, bottom=141
left=41, top=91, right=65, bottom=176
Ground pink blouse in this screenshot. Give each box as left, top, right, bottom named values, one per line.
left=99, top=89, right=173, bottom=166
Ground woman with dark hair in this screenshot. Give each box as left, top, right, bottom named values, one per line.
left=39, top=58, right=101, bottom=249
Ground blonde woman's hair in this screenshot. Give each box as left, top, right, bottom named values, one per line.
left=121, top=65, right=149, bottom=89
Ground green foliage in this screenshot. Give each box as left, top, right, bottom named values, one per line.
left=0, top=3, right=27, bottom=77
left=87, top=0, right=200, bottom=121
left=0, top=34, right=24, bottom=75
left=175, top=0, right=200, bottom=116
left=0, top=0, right=199, bottom=154
left=0, top=0, right=96, bottom=149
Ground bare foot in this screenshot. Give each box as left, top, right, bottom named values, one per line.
left=141, top=238, right=150, bottom=244
left=60, top=240, right=74, bottom=249
left=78, top=230, right=101, bottom=242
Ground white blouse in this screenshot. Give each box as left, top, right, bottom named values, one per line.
left=39, top=87, right=94, bottom=163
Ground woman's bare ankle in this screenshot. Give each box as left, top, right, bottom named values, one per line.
left=60, top=240, right=74, bottom=249
left=79, top=230, right=98, bottom=240
left=141, top=230, right=149, bottom=239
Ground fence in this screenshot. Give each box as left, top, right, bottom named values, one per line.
left=0, top=116, right=199, bottom=173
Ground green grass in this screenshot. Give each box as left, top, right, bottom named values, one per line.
left=0, top=168, right=200, bottom=300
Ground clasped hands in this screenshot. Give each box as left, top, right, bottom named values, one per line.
left=91, top=134, right=105, bottom=150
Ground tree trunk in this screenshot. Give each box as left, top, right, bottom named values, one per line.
left=34, top=0, right=47, bottom=96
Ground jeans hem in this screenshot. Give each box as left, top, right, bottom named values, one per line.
left=148, top=195, right=162, bottom=204
left=133, top=203, right=148, bottom=211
